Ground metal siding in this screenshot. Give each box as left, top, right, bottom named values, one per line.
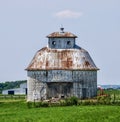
left=49, top=38, right=75, bottom=49
left=27, top=70, right=97, bottom=101
left=27, top=74, right=47, bottom=101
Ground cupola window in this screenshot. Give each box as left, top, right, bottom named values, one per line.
left=52, top=41, right=56, bottom=45
left=67, top=41, right=71, bottom=45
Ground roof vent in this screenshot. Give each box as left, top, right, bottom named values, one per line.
left=60, top=27, right=64, bottom=33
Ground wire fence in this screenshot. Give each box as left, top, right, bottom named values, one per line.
left=0, top=95, right=26, bottom=100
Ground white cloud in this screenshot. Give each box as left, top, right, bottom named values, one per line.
left=55, top=10, right=83, bottom=19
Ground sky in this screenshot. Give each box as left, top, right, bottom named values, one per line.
left=0, top=0, right=120, bottom=85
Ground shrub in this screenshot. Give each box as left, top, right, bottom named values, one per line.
left=97, top=95, right=112, bottom=105
left=65, top=96, right=78, bottom=106
left=65, top=98, right=72, bottom=106
left=60, top=100, right=66, bottom=106
left=70, top=96, right=78, bottom=105
left=81, top=100, right=91, bottom=105
left=27, top=101, right=49, bottom=108
left=41, top=102, right=49, bottom=107
left=27, top=101, right=33, bottom=108
left=35, top=102, right=42, bottom=108
left=50, top=102, right=60, bottom=107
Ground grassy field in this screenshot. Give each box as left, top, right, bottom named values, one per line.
left=0, top=89, right=120, bottom=122
left=0, top=100, right=120, bottom=122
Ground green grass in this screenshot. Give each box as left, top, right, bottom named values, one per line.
left=104, top=89, right=120, bottom=94
left=0, top=100, right=120, bottom=122
left=0, top=94, right=26, bottom=100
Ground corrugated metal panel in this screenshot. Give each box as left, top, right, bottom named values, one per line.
left=27, top=70, right=97, bottom=100
left=26, top=47, right=99, bottom=71
left=47, top=32, right=77, bottom=38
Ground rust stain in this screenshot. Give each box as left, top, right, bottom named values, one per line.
left=47, top=32, right=77, bottom=38
left=46, top=61, right=49, bottom=67
left=84, top=61, right=90, bottom=67
left=26, top=47, right=99, bottom=71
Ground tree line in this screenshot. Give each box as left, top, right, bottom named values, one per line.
left=0, top=80, right=27, bottom=94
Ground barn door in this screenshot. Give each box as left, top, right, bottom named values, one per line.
left=82, top=88, right=87, bottom=99
left=8, top=90, right=14, bottom=95
left=47, top=82, right=72, bottom=98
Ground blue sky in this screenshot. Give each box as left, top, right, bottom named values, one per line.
left=0, top=0, right=120, bottom=84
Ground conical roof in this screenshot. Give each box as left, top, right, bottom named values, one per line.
left=26, top=46, right=99, bottom=71
left=47, top=32, right=77, bottom=38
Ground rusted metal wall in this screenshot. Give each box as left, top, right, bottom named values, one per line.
left=27, top=70, right=97, bottom=101
left=48, top=38, right=75, bottom=49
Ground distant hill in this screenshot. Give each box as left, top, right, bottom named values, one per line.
left=0, top=80, right=27, bottom=94
left=98, top=85, right=120, bottom=89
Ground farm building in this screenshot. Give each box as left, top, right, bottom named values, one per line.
left=26, top=28, right=99, bottom=101
left=2, top=83, right=27, bottom=95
